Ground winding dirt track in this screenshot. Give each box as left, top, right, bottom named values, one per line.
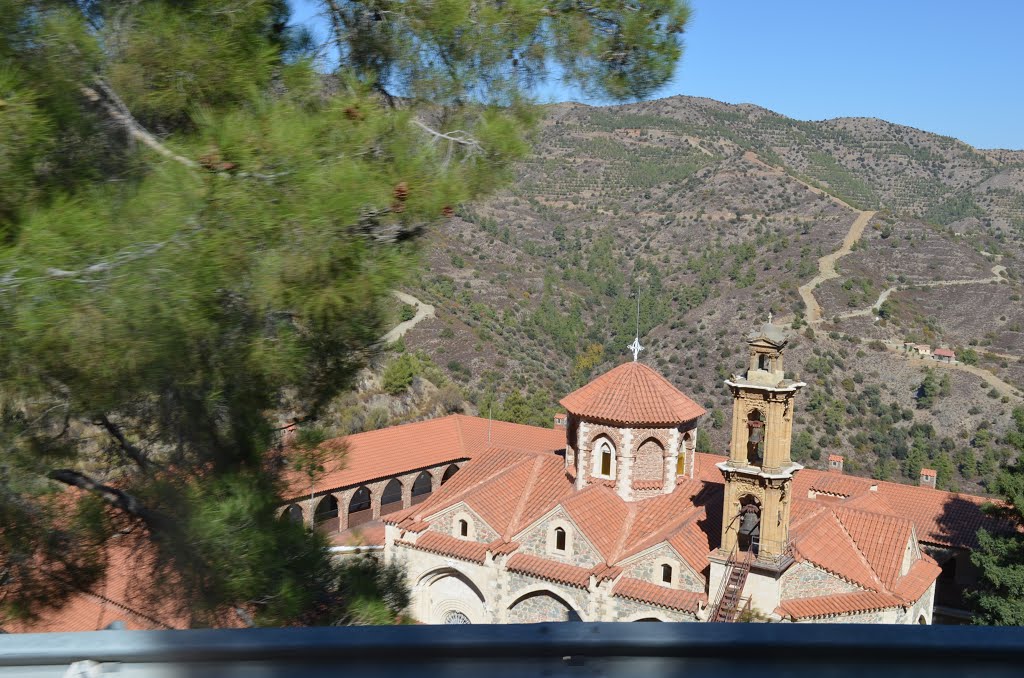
left=798, top=209, right=877, bottom=323
left=742, top=150, right=1022, bottom=401
left=380, top=291, right=435, bottom=344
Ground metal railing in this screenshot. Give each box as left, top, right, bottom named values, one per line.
left=3, top=625, right=1023, bottom=677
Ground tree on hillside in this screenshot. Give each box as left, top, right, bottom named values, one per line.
left=0, top=0, right=691, bottom=628
left=970, top=407, right=1024, bottom=625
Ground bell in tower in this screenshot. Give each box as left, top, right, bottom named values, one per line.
left=717, top=319, right=805, bottom=564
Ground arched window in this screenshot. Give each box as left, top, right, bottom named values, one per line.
left=280, top=504, right=303, bottom=524
left=314, top=495, right=339, bottom=533
left=593, top=438, right=615, bottom=479
left=459, top=519, right=469, bottom=537
left=380, top=478, right=403, bottom=515
left=411, top=471, right=433, bottom=504
left=661, top=563, right=673, bottom=584
left=737, top=495, right=761, bottom=554
left=441, top=464, right=459, bottom=485
left=678, top=431, right=692, bottom=476
left=758, top=354, right=770, bottom=371
left=348, top=486, right=372, bottom=527
left=555, top=527, right=567, bottom=551
left=444, top=610, right=471, bottom=625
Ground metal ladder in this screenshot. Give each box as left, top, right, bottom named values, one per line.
left=709, top=547, right=754, bottom=622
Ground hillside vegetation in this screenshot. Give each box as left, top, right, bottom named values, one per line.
left=385, top=96, right=1024, bottom=495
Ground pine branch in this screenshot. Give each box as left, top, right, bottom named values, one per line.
left=80, top=83, right=199, bottom=170
left=96, top=415, right=155, bottom=471
left=47, top=469, right=170, bottom=533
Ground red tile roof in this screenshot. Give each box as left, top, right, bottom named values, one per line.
left=560, top=362, right=706, bottom=426
left=283, top=414, right=564, bottom=499
left=828, top=454, right=844, bottom=462
left=933, top=348, right=955, bottom=358
left=612, top=577, right=705, bottom=613
left=332, top=521, right=386, bottom=547
left=399, top=532, right=489, bottom=564
left=921, top=468, right=937, bottom=477
left=506, top=553, right=592, bottom=589
left=776, top=591, right=901, bottom=620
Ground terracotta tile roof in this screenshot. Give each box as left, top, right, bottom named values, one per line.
left=834, top=506, right=914, bottom=590
left=613, top=577, right=705, bottom=613
left=560, top=485, right=632, bottom=561
left=398, top=532, right=489, bottom=564
left=283, top=414, right=564, bottom=499
left=332, top=521, right=386, bottom=547
left=933, top=348, right=955, bottom=358
left=387, top=447, right=546, bottom=527
left=893, top=558, right=942, bottom=603
left=559, top=362, right=706, bottom=426
left=828, top=454, right=844, bottom=462
left=506, top=553, right=592, bottom=589
left=790, top=506, right=882, bottom=591
left=488, top=540, right=521, bottom=556
left=785, top=459, right=1010, bottom=550
left=776, top=591, right=901, bottom=620
left=0, top=541, right=202, bottom=634
left=592, top=564, right=622, bottom=582
left=920, top=468, right=937, bottom=477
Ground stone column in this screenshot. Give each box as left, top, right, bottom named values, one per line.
left=615, top=427, right=634, bottom=501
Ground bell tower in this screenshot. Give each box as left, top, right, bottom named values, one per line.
left=717, top=320, right=805, bottom=564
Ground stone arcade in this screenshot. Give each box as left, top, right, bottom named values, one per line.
left=383, top=324, right=943, bottom=624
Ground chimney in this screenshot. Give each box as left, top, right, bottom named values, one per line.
left=920, top=468, right=937, bottom=489
left=553, top=413, right=568, bottom=430
left=828, top=453, right=844, bottom=474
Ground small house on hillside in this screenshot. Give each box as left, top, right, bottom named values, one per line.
left=933, top=348, right=955, bottom=363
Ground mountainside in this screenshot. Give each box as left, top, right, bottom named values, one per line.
left=390, top=95, right=1024, bottom=495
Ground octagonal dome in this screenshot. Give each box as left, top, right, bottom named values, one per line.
left=560, top=362, right=706, bottom=427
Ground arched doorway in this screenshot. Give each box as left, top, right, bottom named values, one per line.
left=280, top=503, right=303, bottom=524
left=737, top=495, right=761, bottom=554
left=441, top=464, right=459, bottom=485
left=380, top=479, right=403, bottom=515
left=411, top=471, right=433, bottom=505
left=348, top=486, right=372, bottom=527
left=419, top=569, right=487, bottom=624
left=508, top=590, right=582, bottom=623
left=313, top=495, right=339, bottom=533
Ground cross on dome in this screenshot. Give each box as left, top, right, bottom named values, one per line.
left=628, top=336, right=644, bottom=362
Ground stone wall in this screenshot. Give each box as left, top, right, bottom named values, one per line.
left=429, top=504, right=500, bottom=543
left=515, top=512, right=602, bottom=568
left=634, top=437, right=665, bottom=483
left=621, top=545, right=703, bottom=592
left=613, top=595, right=698, bottom=622
left=781, top=563, right=862, bottom=599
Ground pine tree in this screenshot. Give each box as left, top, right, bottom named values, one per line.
left=1, top=0, right=691, bottom=627
left=970, top=408, right=1024, bottom=624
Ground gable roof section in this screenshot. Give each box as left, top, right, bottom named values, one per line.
left=776, top=591, right=901, bottom=621
left=612, top=577, right=705, bottom=613
left=506, top=553, right=592, bottom=589
left=560, top=362, right=705, bottom=426
left=283, top=414, right=564, bottom=500
left=558, top=485, right=632, bottom=561
left=834, top=506, right=914, bottom=590
left=790, top=506, right=882, bottom=592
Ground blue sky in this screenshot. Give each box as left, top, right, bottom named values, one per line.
left=291, top=1, right=1023, bottom=149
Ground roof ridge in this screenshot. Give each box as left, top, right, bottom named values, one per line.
left=830, top=508, right=888, bottom=593
left=621, top=502, right=703, bottom=561
left=504, top=455, right=546, bottom=540
left=411, top=451, right=534, bottom=522
left=609, top=502, right=639, bottom=564
left=453, top=413, right=468, bottom=455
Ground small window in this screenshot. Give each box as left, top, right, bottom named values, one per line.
left=661, top=564, right=673, bottom=584
left=555, top=527, right=567, bottom=551
left=459, top=519, right=469, bottom=537
left=758, top=354, right=769, bottom=370
left=600, top=446, right=612, bottom=476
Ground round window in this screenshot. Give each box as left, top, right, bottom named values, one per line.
left=443, top=610, right=471, bottom=625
